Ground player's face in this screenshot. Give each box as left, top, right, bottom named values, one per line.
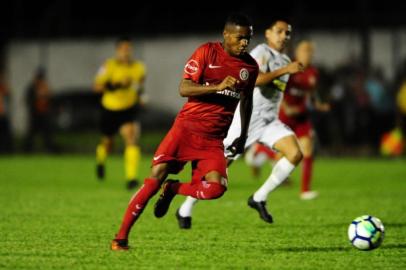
left=223, top=25, right=253, bottom=57
left=116, top=41, right=133, bottom=62
left=295, top=41, right=314, bottom=67
left=265, top=21, right=291, bottom=52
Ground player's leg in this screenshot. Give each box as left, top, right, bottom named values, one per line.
left=176, top=109, right=266, bottom=228
left=112, top=162, right=171, bottom=250
left=172, top=170, right=226, bottom=199
left=249, top=121, right=302, bottom=223
left=96, top=136, right=113, bottom=180
left=120, top=121, right=141, bottom=190
left=175, top=163, right=229, bottom=229
left=155, top=150, right=228, bottom=219
left=176, top=196, right=198, bottom=229
left=298, top=132, right=318, bottom=200
left=96, top=108, right=117, bottom=180
left=245, top=142, right=277, bottom=178
left=112, top=123, right=185, bottom=250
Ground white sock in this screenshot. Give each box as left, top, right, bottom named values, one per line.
left=253, top=157, right=296, bottom=202
left=178, top=196, right=198, bottom=217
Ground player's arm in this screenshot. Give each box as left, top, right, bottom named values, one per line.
left=227, top=87, right=253, bottom=156
left=281, top=99, right=304, bottom=116
left=227, top=67, right=257, bottom=157
left=179, top=76, right=239, bottom=97
left=93, top=62, right=110, bottom=93
left=94, top=80, right=129, bottom=93
left=256, top=61, right=303, bottom=86
left=311, top=90, right=331, bottom=112
left=93, top=61, right=130, bottom=93
left=138, top=73, right=149, bottom=105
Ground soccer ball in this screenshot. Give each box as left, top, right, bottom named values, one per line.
left=348, top=215, right=384, bottom=250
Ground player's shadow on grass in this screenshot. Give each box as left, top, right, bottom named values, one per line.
left=381, top=243, right=406, bottom=249
left=384, top=222, right=406, bottom=228
left=269, top=246, right=351, bottom=253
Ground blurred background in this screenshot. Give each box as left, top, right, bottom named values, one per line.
left=1, top=0, right=406, bottom=156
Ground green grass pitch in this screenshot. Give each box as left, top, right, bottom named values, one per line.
left=1, top=155, right=406, bottom=269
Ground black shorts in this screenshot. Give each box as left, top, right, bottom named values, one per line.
left=100, top=106, right=138, bottom=136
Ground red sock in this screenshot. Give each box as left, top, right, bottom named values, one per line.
left=301, top=157, right=313, bottom=192
left=116, top=178, right=161, bottom=239
left=173, top=181, right=226, bottom=200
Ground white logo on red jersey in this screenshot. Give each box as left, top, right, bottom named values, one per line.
left=184, top=59, right=199, bottom=75
left=153, top=154, right=164, bottom=161
left=216, top=89, right=240, bottom=99
left=239, top=68, right=249, bottom=81
left=208, top=64, right=222, bottom=69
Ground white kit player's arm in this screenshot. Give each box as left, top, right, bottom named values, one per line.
left=256, top=61, right=304, bottom=87
left=250, top=45, right=303, bottom=87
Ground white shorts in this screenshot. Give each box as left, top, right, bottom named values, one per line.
left=224, top=108, right=294, bottom=160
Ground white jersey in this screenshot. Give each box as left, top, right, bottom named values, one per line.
left=250, top=43, right=291, bottom=122
left=224, top=43, right=294, bottom=158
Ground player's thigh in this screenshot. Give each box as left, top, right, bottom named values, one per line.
left=259, top=120, right=294, bottom=151
left=273, top=135, right=303, bottom=165
left=194, top=154, right=228, bottom=186
left=101, top=136, right=114, bottom=151
left=119, top=121, right=140, bottom=145
left=150, top=163, right=170, bottom=183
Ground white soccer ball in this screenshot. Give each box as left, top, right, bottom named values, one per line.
left=348, top=215, right=384, bottom=250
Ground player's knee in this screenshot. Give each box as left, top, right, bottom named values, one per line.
left=150, top=163, right=169, bottom=181
left=286, top=148, right=303, bottom=165
left=198, top=182, right=226, bottom=200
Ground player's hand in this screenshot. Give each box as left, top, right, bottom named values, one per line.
left=286, top=61, right=304, bottom=74
left=216, top=76, right=239, bottom=91
left=122, top=77, right=132, bottom=88
left=315, top=102, right=331, bottom=112
left=284, top=105, right=301, bottom=116
left=105, top=82, right=119, bottom=91
left=226, top=136, right=246, bottom=157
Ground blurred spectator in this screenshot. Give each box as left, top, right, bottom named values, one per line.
left=23, top=67, right=58, bottom=153
left=0, top=72, right=13, bottom=153
left=397, top=78, right=406, bottom=136
left=328, top=64, right=358, bottom=149
left=365, top=68, right=395, bottom=148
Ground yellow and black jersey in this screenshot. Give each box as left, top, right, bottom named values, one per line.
left=95, top=58, right=146, bottom=111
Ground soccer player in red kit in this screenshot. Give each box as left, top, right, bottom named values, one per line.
left=111, top=13, right=259, bottom=250
left=279, top=40, right=329, bottom=200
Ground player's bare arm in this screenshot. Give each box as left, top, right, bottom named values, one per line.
left=256, top=61, right=303, bottom=86
left=138, top=75, right=148, bottom=106
left=179, top=76, right=239, bottom=97
left=227, top=88, right=253, bottom=156
left=280, top=99, right=302, bottom=117
left=93, top=82, right=104, bottom=93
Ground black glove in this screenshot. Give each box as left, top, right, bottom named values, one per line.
left=226, top=136, right=246, bottom=158
left=105, top=82, right=122, bottom=91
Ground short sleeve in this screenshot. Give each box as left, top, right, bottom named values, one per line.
left=250, top=45, right=269, bottom=73
left=136, top=61, right=147, bottom=80
left=94, top=60, right=111, bottom=85
left=183, top=44, right=208, bottom=83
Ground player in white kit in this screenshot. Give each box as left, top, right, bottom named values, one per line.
left=176, top=19, right=304, bottom=227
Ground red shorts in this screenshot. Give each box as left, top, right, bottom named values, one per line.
left=285, top=120, right=313, bottom=138
left=152, top=119, right=227, bottom=183
left=279, top=111, right=313, bottom=138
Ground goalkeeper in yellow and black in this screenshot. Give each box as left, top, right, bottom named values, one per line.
left=93, top=37, right=147, bottom=190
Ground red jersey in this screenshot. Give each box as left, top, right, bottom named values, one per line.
left=178, top=42, right=258, bottom=138
left=280, top=65, right=319, bottom=120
